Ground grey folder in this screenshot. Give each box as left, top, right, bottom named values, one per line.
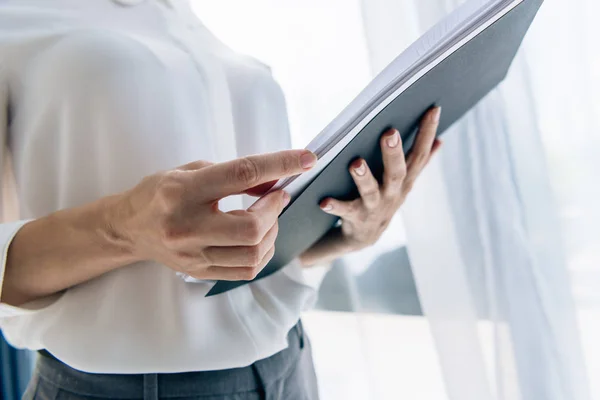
left=207, top=0, right=544, bottom=297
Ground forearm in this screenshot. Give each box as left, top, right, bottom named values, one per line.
left=1, top=195, right=139, bottom=307
left=298, top=227, right=355, bottom=267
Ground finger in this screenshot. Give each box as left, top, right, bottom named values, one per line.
left=194, top=150, right=317, bottom=201
left=405, top=106, right=441, bottom=184
left=349, top=158, right=381, bottom=209
left=380, top=129, right=407, bottom=197
left=203, top=246, right=276, bottom=281
left=244, top=180, right=278, bottom=197
left=177, top=160, right=213, bottom=171
left=425, top=139, right=443, bottom=165
left=210, top=190, right=289, bottom=246
left=196, top=266, right=257, bottom=281
left=203, top=222, right=278, bottom=267
left=319, top=198, right=361, bottom=219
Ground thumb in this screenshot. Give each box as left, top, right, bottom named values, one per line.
left=248, top=190, right=290, bottom=214
left=244, top=180, right=278, bottom=197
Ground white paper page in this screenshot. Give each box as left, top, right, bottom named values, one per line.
left=269, top=0, right=522, bottom=200
left=304, top=0, right=505, bottom=156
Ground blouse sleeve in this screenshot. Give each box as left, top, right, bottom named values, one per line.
left=0, top=65, right=48, bottom=318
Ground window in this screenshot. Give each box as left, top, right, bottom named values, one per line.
left=192, top=2, right=448, bottom=398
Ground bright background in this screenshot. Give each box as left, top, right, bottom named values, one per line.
left=192, top=1, right=600, bottom=399
left=191, top=1, right=445, bottom=398
left=1, top=1, right=599, bottom=399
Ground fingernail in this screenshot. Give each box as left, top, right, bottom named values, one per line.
left=300, top=152, right=317, bottom=169
left=431, top=107, right=442, bottom=123
left=282, top=192, right=291, bottom=207
left=321, top=203, right=333, bottom=212
left=386, top=130, right=400, bottom=148
left=353, top=160, right=366, bottom=176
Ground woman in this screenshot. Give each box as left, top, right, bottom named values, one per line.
left=0, top=0, right=441, bottom=399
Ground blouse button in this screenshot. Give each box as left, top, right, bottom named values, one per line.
left=113, top=0, right=146, bottom=6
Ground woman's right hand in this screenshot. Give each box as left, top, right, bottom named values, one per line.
left=110, top=150, right=317, bottom=281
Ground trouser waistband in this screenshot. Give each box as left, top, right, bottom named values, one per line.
left=35, top=321, right=306, bottom=399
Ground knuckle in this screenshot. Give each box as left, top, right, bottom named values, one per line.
left=350, top=200, right=362, bottom=214
left=159, top=169, right=186, bottom=187
left=388, top=167, right=407, bottom=184
left=384, top=189, right=401, bottom=201
left=357, top=211, right=369, bottom=224
left=174, top=251, right=196, bottom=265
left=241, top=216, right=263, bottom=245
left=198, top=249, right=213, bottom=266
left=240, top=267, right=259, bottom=281
left=264, top=247, right=275, bottom=264
left=233, top=158, right=261, bottom=186
left=245, top=246, right=263, bottom=267
left=363, top=188, right=381, bottom=201
left=155, top=171, right=187, bottom=213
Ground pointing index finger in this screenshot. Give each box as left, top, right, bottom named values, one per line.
left=194, top=150, right=317, bottom=201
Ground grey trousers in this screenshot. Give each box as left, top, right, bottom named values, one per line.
left=23, top=322, right=319, bottom=400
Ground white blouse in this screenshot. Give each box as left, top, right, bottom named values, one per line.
left=0, top=0, right=324, bottom=373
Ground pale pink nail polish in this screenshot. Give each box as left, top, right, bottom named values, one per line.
left=300, top=152, right=317, bottom=169
left=354, top=161, right=366, bottom=176
left=387, top=131, right=400, bottom=148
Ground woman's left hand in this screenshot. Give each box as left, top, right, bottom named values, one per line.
left=299, top=107, right=442, bottom=266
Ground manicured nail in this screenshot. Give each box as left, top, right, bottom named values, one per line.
left=353, top=160, right=366, bottom=176
left=282, top=192, right=291, bottom=207
left=431, top=107, right=442, bottom=123
left=300, top=152, right=317, bottom=169
left=321, top=203, right=333, bottom=212
left=386, top=130, right=400, bottom=148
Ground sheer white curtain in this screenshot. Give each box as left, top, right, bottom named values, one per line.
left=359, top=0, right=599, bottom=399
left=193, top=0, right=599, bottom=399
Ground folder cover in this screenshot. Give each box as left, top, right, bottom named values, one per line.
left=206, top=0, right=544, bottom=297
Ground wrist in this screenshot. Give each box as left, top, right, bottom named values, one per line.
left=329, top=227, right=362, bottom=252
left=98, top=193, right=141, bottom=264
left=299, top=227, right=357, bottom=267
